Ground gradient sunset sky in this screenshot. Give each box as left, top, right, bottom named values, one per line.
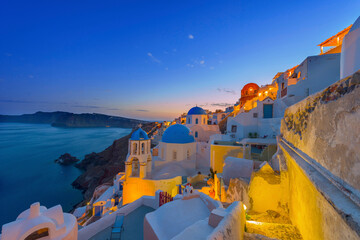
left=1, top=0, right=359, bottom=121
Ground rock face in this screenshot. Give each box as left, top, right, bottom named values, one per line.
left=72, top=122, right=157, bottom=202
left=54, top=153, right=80, bottom=165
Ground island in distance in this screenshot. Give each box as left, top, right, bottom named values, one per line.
left=0, top=111, right=148, bottom=128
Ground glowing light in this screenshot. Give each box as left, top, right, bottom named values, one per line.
left=265, top=91, right=268, bottom=95
left=243, top=204, right=247, bottom=210
left=258, top=93, right=262, bottom=96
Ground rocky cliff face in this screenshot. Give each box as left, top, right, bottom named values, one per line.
left=72, top=122, right=158, bottom=202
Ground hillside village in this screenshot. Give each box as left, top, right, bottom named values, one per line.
left=1, top=17, right=360, bottom=240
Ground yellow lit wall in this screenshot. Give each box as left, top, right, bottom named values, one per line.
left=248, top=164, right=286, bottom=213
left=122, top=176, right=181, bottom=205
left=210, top=144, right=243, bottom=173
left=280, top=146, right=359, bottom=240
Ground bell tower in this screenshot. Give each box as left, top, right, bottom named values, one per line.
left=125, top=125, right=152, bottom=179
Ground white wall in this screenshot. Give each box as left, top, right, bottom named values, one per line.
left=341, top=17, right=360, bottom=79
left=159, top=142, right=197, bottom=163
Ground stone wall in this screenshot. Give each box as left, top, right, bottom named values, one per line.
left=281, top=70, right=360, bottom=194
left=278, top=143, right=359, bottom=240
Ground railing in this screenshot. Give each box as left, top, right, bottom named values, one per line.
left=281, top=87, right=287, bottom=98
left=159, top=191, right=173, bottom=207
left=110, top=213, right=124, bottom=240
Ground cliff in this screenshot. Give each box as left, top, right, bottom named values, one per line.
left=72, top=122, right=158, bottom=202
left=0, top=111, right=148, bottom=128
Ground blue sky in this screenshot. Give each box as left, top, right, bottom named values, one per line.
left=0, top=0, right=359, bottom=120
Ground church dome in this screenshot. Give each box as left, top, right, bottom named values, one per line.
left=187, top=106, right=206, bottom=115
left=161, top=124, right=195, bottom=144
left=130, top=128, right=149, bottom=140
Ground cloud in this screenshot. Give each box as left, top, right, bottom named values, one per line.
left=72, top=105, right=102, bottom=109
left=0, top=99, right=34, bottom=103
left=209, top=66, right=214, bottom=70
left=136, top=109, right=149, bottom=112
left=217, top=88, right=236, bottom=95
left=72, top=105, right=121, bottom=111
left=0, top=99, right=69, bottom=105
left=211, top=103, right=233, bottom=107
left=147, top=52, right=161, bottom=63
left=187, top=57, right=205, bottom=68
left=188, top=34, right=194, bottom=39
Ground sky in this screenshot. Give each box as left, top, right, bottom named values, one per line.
left=0, top=0, right=359, bottom=121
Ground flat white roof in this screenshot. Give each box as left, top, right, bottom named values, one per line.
left=239, top=138, right=277, bottom=145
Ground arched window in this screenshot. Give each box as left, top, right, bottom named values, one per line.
left=132, top=159, right=139, bottom=177
left=141, top=142, right=145, bottom=154
left=203, top=118, right=205, bottom=124
left=173, top=151, right=177, bottom=160
left=161, top=148, right=164, bottom=159
left=187, top=150, right=190, bottom=160
left=195, top=118, right=198, bottom=124
left=195, top=131, right=198, bottom=138
left=133, top=143, right=137, bottom=154
left=188, top=117, right=191, bottom=124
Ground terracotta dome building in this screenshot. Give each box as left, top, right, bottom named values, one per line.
left=239, top=83, right=259, bottom=108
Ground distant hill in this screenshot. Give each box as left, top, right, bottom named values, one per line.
left=0, top=111, right=148, bottom=128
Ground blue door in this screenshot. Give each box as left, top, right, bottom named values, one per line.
left=263, top=104, right=273, bottom=118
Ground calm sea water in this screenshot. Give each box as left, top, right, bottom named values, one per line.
left=0, top=123, right=131, bottom=226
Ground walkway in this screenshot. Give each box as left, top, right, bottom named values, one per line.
left=120, top=205, right=154, bottom=240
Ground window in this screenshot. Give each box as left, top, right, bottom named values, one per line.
left=188, top=117, right=191, bottom=124
left=195, top=118, right=198, bottom=124
left=203, top=118, right=205, bottom=124
left=187, top=150, right=190, bottom=160
left=161, top=148, right=164, bottom=159
left=173, top=151, right=177, bottom=160
left=281, top=82, right=285, bottom=90
left=141, top=142, right=145, bottom=154
left=195, top=131, right=198, bottom=138
left=253, top=113, right=258, bottom=118
left=133, top=143, right=137, bottom=154
left=231, top=125, right=237, bottom=133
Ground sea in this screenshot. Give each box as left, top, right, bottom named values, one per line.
left=0, top=123, right=131, bottom=227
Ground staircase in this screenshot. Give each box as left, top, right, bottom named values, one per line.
left=244, top=210, right=302, bottom=240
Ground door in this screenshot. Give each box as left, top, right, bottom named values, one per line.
left=263, top=104, right=273, bottom=118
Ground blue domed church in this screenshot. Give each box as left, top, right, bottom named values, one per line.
left=156, top=124, right=197, bottom=166
left=185, top=106, right=220, bottom=142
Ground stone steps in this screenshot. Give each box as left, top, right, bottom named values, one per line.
left=245, top=220, right=303, bottom=240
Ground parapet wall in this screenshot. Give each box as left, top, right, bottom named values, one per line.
left=281, top=70, right=360, bottom=194
left=122, top=176, right=181, bottom=204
